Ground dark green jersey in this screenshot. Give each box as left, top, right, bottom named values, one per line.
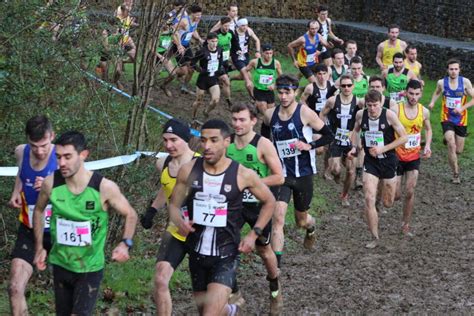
left=252, top=58, right=277, bottom=91
left=48, top=171, right=108, bottom=273
left=157, top=33, right=173, bottom=54
left=217, top=30, right=232, bottom=62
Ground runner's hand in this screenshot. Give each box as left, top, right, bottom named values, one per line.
left=238, top=233, right=257, bottom=253
left=34, top=248, right=47, bottom=271
left=295, top=140, right=311, bottom=151
left=423, top=146, right=432, bottom=159
left=293, top=60, right=299, bottom=69
left=177, top=220, right=195, bottom=237
left=112, top=242, right=130, bottom=262
left=369, top=146, right=383, bottom=157
left=8, top=192, right=22, bottom=208
left=347, top=147, right=357, bottom=160
left=33, top=176, right=45, bottom=191
left=453, top=107, right=463, bottom=115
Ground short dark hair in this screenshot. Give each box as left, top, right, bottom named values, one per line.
left=231, top=103, right=258, bottom=119
left=405, top=45, right=417, bottom=54
left=314, top=63, right=328, bottom=73
left=189, top=3, right=202, bottom=13
left=228, top=2, right=239, bottom=9
left=55, top=131, right=87, bottom=153
left=345, top=39, right=357, bottom=47
left=350, top=56, right=363, bottom=65
left=276, top=74, right=299, bottom=91
left=317, top=5, right=328, bottom=12
left=220, top=16, right=232, bottom=25
left=393, top=52, right=404, bottom=61
left=447, top=58, right=461, bottom=68
left=173, top=0, right=186, bottom=7
left=339, top=74, right=353, bottom=83
left=25, top=115, right=53, bottom=142
left=307, top=20, right=318, bottom=29
left=365, top=90, right=383, bottom=103
left=406, top=79, right=422, bottom=90
left=331, top=48, right=344, bottom=58
left=202, top=119, right=231, bottom=139
left=388, top=24, right=400, bottom=32
left=207, top=32, right=218, bottom=40
left=369, top=75, right=386, bottom=87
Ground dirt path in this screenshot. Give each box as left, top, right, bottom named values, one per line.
left=149, top=85, right=473, bottom=314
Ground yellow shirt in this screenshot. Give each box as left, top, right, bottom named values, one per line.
left=404, top=60, right=421, bottom=78
left=396, top=103, right=424, bottom=162
left=382, top=39, right=402, bottom=67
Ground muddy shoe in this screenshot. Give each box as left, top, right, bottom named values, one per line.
left=401, top=225, right=414, bottom=238
left=452, top=173, right=461, bottom=184
left=341, top=194, right=350, bottom=207
left=323, top=171, right=334, bottom=181
left=269, top=277, right=283, bottom=316
left=303, top=226, right=316, bottom=249
left=365, top=239, right=379, bottom=249
left=228, top=290, right=245, bottom=306
left=180, top=86, right=195, bottom=95
left=160, top=85, right=172, bottom=97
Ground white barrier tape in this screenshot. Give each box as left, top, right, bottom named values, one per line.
left=0, top=151, right=169, bottom=177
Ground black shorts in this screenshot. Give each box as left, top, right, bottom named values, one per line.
left=156, top=231, right=187, bottom=269
left=231, top=56, right=249, bottom=71
left=273, top=174, right=314, bottom=211
left=329, top=143, right=352, bottom=158
left=196, top=74, right=219, bottom=91
left=221, top=60, right=233, bottom=74
left=11, top=224, right=52, bottom=266
left=52, top=265, right=103, bottom=316
left=241, top=203, right=272, bottom=246
left=397, top=158, right=421, bottom=176
left=254, top=88, right=275, bottom=104
left=363, top=154, right=398, bottom=179
left=319, top=49, right=331, bottom=60
left=170, top=44, right=193, bottom=66
left=299, top=64, right=318, bottom=79
left=188, top=251, right=238, bottom=292
left=441, top=121, right=467, bottom=137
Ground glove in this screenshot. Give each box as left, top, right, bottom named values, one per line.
left=140, top=206, right=158, bottom=229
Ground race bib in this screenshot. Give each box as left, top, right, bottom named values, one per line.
left=389, top=92, right=404, bottom=102
left=207, top=59, right=219, bottom=75
left=335, top=128, right=350, bottom=144
left=446, top=97, right=462, bottom=109
left=315, top=97, right=326, bottom=112
left=161, top=38, right=171, bottom=49
left=306, top=53, right=316, bottom=63
left=223, top=50, right=230, bottom=61
left=259, top=74, right=274, bottom=85
left=56, top=218, right=92, bottom=247
left=242, top=188, right=258, bottom=203
left=365, top=131, right=384, bottom=147
left=28, top=204, right=52, bottom=229
left=193, top=193, right=227, bottom=227
left=276, top=138, right=301, bottom=158
left=405, top=133, right=421, bottom=149
left=183, top=32, right=193, bottom=42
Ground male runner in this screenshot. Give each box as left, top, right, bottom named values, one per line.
left=428, top=58, right=474, bottom=183
left=263, top=74, right=334, bottom=263
left=169, top=119, right=276, bottom=316
left=369, top=75, right=398, bottom=109
left=382, top=52, right=417, bottom=103
left=244, top=43, right=282, bottom=138
left=300, top=64, right=335, bottom=116
left=8, top=115, right=57, bottom=316
left=392, top=80, right=432, bottom=236
left=287, top=21, right=331, bottom=83
left=316, top=5, right=344, bottom=66
left=210, top=2, right=240, bottom=33
left=349, top=57, right=369, bottom=98
left=227, top=103, right=284, bottom=315
left=348, top=90, right=407, bottom=248
left=33, top=131, right=137, bottom=315
left=216, top=17, right=234, bottom=107
left=329, top=48, right=348, bottom=84
left=319, top=75, right=364, bottom=206
left=191, top=32, right=224, bottom=119
left=140, top=119, right=198, bottom=316
left=344, top=40, right=360, bottom=67
left=171, top=3, right=204, bottom=94
left=376, top=24, right=407, bottom=71
left=404, top=45, right=423, bottom=84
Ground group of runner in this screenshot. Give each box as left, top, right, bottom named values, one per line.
left=6, top=1, right=474, bottom=315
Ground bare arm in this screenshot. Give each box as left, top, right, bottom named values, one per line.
left=348, top=111, right=363, bottom=157
left=422, top=107, right=432, bottom=158
left=319, top=96, right=336, bottom=123
left=296, top=105, right=334, bottom=151
left=259, top=138, right=284, bottom=186
left=287, top=37, right=304, bottom=67
left=460, top=78, right=474, bottom=112
left=210, top=20, right=221, bottom=33
left=168, top=161, right=195, bottom=235
left=8, top=145, right=25, bottom=208
left=428, top=79, right=444, bottom=110
left=275, top=60, right=283, bottom=77
left=33, top=175, right=53, bottom=271
left=318, top=34, right=332, bottom=48
left=384, top=110, right=408, bottom=153
left=248, top=28, right=261, bottom=58
left=375, top=42, right=385, bottom=70
left=327, top=19, right=343, bottom=45
left=300, top=83, right=314, bottom=105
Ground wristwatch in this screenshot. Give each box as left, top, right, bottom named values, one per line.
left=253, top=227, right=263, bottom=237
left=122, top=238, right=133, bottom=249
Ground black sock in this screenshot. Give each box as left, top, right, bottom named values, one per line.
left=275, top=252, right=282, bottom=268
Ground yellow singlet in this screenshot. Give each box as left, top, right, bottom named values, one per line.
left=382, top=39, right=402, bottom=67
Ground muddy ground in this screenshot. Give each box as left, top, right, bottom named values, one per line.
left=150, top=82, right=473, bottom=315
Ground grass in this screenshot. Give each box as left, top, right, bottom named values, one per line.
left=2, top=55, right=472, bottom=314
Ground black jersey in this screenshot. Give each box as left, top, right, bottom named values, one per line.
left=192, top=46, right=224, bottom=78
left=360, top=108, right=396, bottom=159
left=185, top=158, right=244, bottom=257
left=328, top=95, right=359, bottom=146
left=307, top=81, right=334, bottom=115
left=231, top=30, right=250, bottom=61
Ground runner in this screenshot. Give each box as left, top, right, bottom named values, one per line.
left=227, top=103, right=284, bottom=315
left=329, top=48, right=348, bottom=84
left=210, top=2, right=240, bottom=33
left=165, top=0, right=186, bottom=26
left=404, top=45, right=423, bottom=84
left=140, top=119, right=198, bottom=316
left=369, top=75, right=398, bottom=109
left=375, top=24, right=408, bottom=71
left=428, top=58, right=474, bottom=183
left=244, top=43, right=282, bottom=138
left=8, top=115, right=57, bottom=316
left=171, top=3, right=204, bottom=94
left=392, top=80, right=432, bottom=236
left=33, top=131, right=137, bottom=315
left=382, top=52, right=417, bottom=103
left=263, top=74, right=334, bottom=264
left=319, top=75, right=364, bottom=206
left=168, top=119, right=276, bottom=315
left=300, top=64, right=335, bottom=116
left=348, top=90, right=408, bottom=248
left=316, top=5, right=344, bottom=66
left=116, top=4, right=138, bottom=63
left=230, top=18, right=261, bottom=89
left=344, top=40, right=360, bottom=67
left=216, top=17, right=234, bottom=108
left=288, top=21, right=331, bottom=83
left=349, top=57, right=369, bottom=98
left=191, top=32, right=224, bottom=119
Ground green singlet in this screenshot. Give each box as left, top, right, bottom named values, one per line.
left=217, top=30, right=232, bottom=62
left=49, top=171, right=108, bottom=273
left=157, top=32, right=173, bottom=55
left=252, top=58, right=277, bottom=91
left=386, top=67, right=409, bottom=93
left=353, top=75, right=369, bottom=98
left=227, top=134, right=269, bottom=178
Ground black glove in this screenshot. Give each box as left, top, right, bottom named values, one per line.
left=140, top=206, right=158, bottom=229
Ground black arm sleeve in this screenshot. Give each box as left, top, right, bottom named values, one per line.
left=310, top=124, right=334, bottom=149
